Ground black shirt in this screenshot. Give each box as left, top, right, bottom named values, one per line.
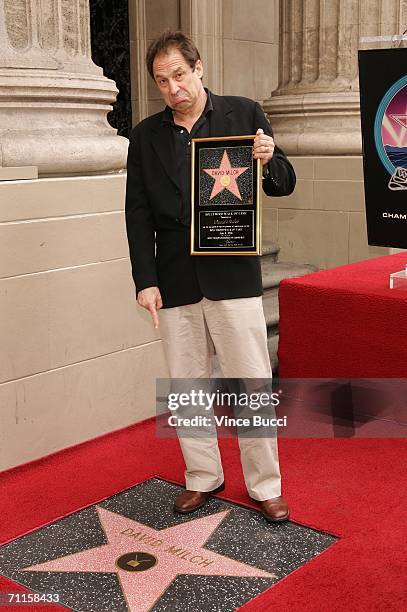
left=162, top=88, right=213, bottom=223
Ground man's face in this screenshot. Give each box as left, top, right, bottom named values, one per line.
left=153, top=47, right=204, bottom=112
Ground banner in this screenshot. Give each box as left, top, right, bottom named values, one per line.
left=358, top=48, right=407, bottom=247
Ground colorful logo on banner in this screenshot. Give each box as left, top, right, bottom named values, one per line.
left=374, top=75, right=407, bottom=191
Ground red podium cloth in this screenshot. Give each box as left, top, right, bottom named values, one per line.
left=278, top=253, right=407, bottom=378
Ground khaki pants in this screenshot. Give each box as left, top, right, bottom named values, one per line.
left=159, top=296, right=281, bottom=501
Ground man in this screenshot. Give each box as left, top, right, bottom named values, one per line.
left=125, top=30, right=296, bottom=522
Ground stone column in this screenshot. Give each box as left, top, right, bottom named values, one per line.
left=0, top=0, right=127, bottom=175
left=180, top=0, right=224, bottom=95
left=264, top=0, right=407, bottom=155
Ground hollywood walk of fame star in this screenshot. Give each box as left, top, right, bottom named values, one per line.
left=203, top=150, right=250, bottom=201
left=21, top=506, right=275, bottom=612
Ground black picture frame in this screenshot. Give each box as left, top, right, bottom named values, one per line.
left=190, top=135, right=262, bottom=255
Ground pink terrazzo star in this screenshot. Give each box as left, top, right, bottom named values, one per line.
left=21, top=506, right=275, bottom=612
left=203, top=150, right=249, bottom=200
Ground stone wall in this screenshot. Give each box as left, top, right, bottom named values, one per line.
left=0, top=174, right=168, bottom=470
left=263, top=156, right=387, bottom=270
left=222, top=0, right=279, bottom=101
left=0, top=0, right=166, bottom=470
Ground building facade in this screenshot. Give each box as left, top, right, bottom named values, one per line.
left=1, top=0, right=405, bottom=469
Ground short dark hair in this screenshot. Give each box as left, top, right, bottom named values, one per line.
left=146, top=29, right=201, bottom=79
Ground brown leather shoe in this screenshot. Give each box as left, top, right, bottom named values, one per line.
left=258, top=496, right=289, bottom=523
left=174, top=483, right=225, bottom=514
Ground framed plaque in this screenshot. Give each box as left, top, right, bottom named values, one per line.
left=191, top=135, right=262, bottom=255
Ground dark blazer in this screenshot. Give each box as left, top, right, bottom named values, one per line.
left=125, top=92, right=296, bottom=308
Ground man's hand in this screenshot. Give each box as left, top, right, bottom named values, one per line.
left=137, top=286, right=162, bottom=329
left=253, top=128, right=275, bottom=166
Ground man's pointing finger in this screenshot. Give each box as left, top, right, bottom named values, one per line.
left=149, top=303, right=159, bottom=329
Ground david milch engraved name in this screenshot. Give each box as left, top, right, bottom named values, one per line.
left=120, top=529, right=214, bottom=567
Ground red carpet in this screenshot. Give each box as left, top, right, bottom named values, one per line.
left=278, top=253, right=407, bottom=377
left=0, top=419, right=406, bottom=611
